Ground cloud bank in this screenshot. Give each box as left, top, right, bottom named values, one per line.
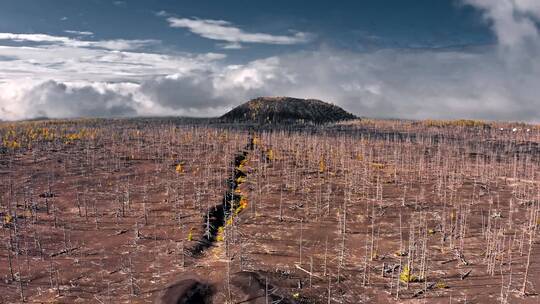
left=1, top=1, right=540, bottom=122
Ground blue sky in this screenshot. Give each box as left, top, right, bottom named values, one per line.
left=0, top=1, right=492, bottom=59
left=0, top=0, right=539, bottom=121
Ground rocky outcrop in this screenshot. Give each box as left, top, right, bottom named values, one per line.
left=220, top=97, right=356, bottom=124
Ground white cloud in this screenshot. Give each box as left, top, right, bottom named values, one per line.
left=64, top=30, right=94, bottom=36
left=2, top=44, right=540, bottom=122
left=1, top=1, right=540, bottom=122
left=0, top=32, right=230, bottom=119
left=0, top=33, right=71, bottom=44
left=166, top=17, right=312, bottom=45
left=219, top=42, right=243, bottom=50
left=463, top=0, right=540, bottom=48
left=0, top=32, right=158, bottom=51
left=0, top=43, right=224, bottom=84
left=156, top=10, right=168, bottom=17
left=255, top=49, right=540, bottom=122
left=0, top=80, right=138, bottom=119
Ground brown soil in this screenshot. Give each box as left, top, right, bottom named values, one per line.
left=1, top=118, right=539, bottom=303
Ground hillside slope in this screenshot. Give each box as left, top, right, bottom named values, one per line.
left=220, top=97, right=356, bottom=124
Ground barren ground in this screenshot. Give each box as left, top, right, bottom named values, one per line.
left=1, top=118, right=539, bottom=303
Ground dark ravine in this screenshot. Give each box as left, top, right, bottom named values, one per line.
left=157, top=278, right=213, bottom=304
left=189, top=149, right=249, bottom=257
left=157, top=271, right=295, bottom=304
left=157, top=136, right=299, bottom=304
left=156, top=140, right=252, bottom=304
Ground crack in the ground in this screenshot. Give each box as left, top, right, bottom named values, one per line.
left=189, top=148, right=249, bottom=257
left=158, top=137, right=296, bottom=304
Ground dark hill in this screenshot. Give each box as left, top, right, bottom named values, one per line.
left=220, top=97, right=356, bottom=124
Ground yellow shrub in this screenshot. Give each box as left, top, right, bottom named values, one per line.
left=370, top=162, right=385, bottom=169
left=236, top=176, right=246, bottom=184
left=252, top=137, right=260, bottom=146
left=423, top=119, right=488, bottom=128
left=435, top=281, right=448, bottom=289
left=399, top=265, right=419, bottom=283
left=3, top=214, right=13, bottom=225
left=266, top=149, right=274, bottom=161
left=235, top=197, right=248, bottom=214
left=319, top=159, right=326, bottom=173
left=4, top=140, right=21, bottom=149
left=216, top=226, right=225, bottom=242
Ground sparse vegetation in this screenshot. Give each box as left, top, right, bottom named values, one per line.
left=1, top=116, right=539, bottom=303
